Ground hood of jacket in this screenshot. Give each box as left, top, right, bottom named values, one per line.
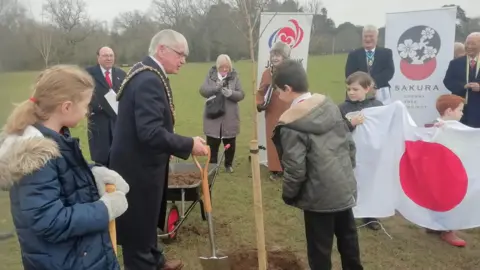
left=0, top=125, right=60, bottom=189
left=278, top=93, right=339, bottom=135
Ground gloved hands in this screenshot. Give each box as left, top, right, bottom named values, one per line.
left=91, top=166, right=130, bottom=196
left=216, top=80, right=224, bottom=90
left=222, top=87, right=233, bottom=97
left=100, top=191, right=128, bottom=221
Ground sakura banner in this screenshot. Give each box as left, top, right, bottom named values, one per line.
left=385, top=7, right=456, bottom=126
left=256, top=12, right=313, bottom=165
left=353, top=101, right=480, bottom=230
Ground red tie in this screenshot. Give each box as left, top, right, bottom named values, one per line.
left=471, top=59, right=477, bottom=69
left=105, top=70, right=113, bottom=88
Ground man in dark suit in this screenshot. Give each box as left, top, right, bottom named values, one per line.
left=86, top=46, right=126, bottom=166
left=109, top=30, right=209, bottom=270
left=444, top=32, right=480, bottom=127
left=345, top=25, right=395, bottom=103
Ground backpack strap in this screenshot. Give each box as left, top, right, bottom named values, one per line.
left=117, top=62, right=175, bottom=125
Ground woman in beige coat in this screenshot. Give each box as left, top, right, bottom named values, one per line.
left=256, top=42, right=291, bottom=180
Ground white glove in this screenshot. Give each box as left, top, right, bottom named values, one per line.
left=222, top=87, right=233, bottom=97
left=91, top=166, right=130, bottom=196
left=100, top=191, right=128, bottom=221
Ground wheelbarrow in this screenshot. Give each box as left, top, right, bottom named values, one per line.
left=158, top=144, right=230, bottom=242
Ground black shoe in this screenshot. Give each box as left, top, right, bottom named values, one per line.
left=363, top=218, right=381, bottom=230
left=225, top=166, right=234, bottom=173
left=269, top=172, right=282, bottom=181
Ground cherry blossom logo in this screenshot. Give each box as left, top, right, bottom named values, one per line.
left=397, top=26, right=441, bottom=81
left=268, top=19, right=304, bottom=49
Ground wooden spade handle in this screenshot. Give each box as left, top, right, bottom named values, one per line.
left=105, top=184, right=117, bottom=255
left=192, top=147, right=212, bottom=213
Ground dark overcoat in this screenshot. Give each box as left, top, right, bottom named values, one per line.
left=345, top=47, right=395, bottom=88
left=109, top=57, right=193, bottom=248
left=86, top=65, right=126, bottom=166
left=443, top=55, right=480, bottom=127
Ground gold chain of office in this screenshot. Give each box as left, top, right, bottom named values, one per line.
left=116, top=62, right=176, bottom=125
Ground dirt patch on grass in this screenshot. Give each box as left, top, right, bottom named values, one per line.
left=229, top=248, right=303, bottom=270
left=169, top=172, right=201, bottom=186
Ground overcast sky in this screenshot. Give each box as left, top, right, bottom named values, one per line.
left=24, top=0, right=480, bottom=27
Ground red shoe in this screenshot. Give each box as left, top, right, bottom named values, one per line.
left=440, top=231, right=466, bottom=247
left=160, top=260, right=184, bottom=270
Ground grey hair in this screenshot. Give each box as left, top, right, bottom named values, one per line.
left=216, top=54, right=232, bottom=70
left=148, top=29, right=189, bottom=57
left=466, top=32, right=480, bottom=40
left=454, top=42, right=465, bottom=50
left=363, top=25, right=379, bottom=36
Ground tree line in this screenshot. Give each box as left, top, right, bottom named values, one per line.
left=0, top=0, right=478, bottom=72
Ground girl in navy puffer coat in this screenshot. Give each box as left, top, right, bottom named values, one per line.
left=0, top=65, right=129, bottom=270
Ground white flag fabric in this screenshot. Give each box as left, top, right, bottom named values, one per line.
left=353, top=101, right=480, bottom=231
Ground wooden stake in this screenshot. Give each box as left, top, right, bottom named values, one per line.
left=105, top=184, right=117, bottom=255
left=238, top=1, right=267, bottom=268
left=250, top=140, right=267, bottom=270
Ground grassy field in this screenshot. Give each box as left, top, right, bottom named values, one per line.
left=1, top=54, right=480, bottom=270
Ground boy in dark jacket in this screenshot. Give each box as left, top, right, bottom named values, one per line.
left=272, top=60, right=363, bottom=270
left=338, top=71, right=383, bottom=230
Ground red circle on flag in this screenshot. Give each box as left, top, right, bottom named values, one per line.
left=399, top=141, right=468, bottom=212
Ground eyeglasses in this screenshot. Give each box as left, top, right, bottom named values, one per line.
left=166, top=46, right=187, bottom=58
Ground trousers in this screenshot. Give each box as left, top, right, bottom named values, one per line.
left=206, top=136, right=236, bottom=167
left=304, top=208, right=363, bottom=270
left=123, top=244, right=165, bottom=270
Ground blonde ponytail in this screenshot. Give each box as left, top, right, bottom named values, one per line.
left=2, top=65, right=94, bottom=135
left=3, top=100, right=39, bottom=135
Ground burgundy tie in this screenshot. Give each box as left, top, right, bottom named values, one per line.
left=471, top=59, right=477, bottom=69
left=105, top=70, right=113, bottom=88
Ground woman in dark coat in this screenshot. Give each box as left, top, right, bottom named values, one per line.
left=200, top=54, right=245, bottom=172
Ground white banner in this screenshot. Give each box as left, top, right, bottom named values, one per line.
left=353, top=101, right=480, bottom=230
left=385, top=7, right=457, bottom=126
left=256, top=12, right=313, bottom=165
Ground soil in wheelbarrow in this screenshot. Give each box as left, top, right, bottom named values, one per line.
left=228, top=248, right=304, bottom=270
left=168, top=172, right=201, bottom=186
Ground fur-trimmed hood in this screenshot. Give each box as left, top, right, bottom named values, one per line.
left=0, top=126, right=60, bottom=189
left=278, top=93, right=339, bottom=135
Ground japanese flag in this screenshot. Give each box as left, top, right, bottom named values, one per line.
left=352, top=101, right=480, bottom=230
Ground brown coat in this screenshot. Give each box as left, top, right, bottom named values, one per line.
left=256, top=68, right=290, bottom=172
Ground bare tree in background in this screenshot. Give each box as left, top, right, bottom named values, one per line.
left=43, top=0, right=94, bottom=62
left=228, top=1, right=274, bottom=270
left=30, top=7, right=54, bottom=67
left=229, top=0, right=273, bottom=130
left=151, top=0, right=215, bottom=26
left=306, top=0, right=321, bottom=15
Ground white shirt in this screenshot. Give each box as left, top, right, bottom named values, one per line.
left=365, top=48, right=376, bottom=54
left=149, top=56, right=167, bottom=77
left=291, top=92, right=312, bottom=107
left=100, top=66, right=112, bottom=87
